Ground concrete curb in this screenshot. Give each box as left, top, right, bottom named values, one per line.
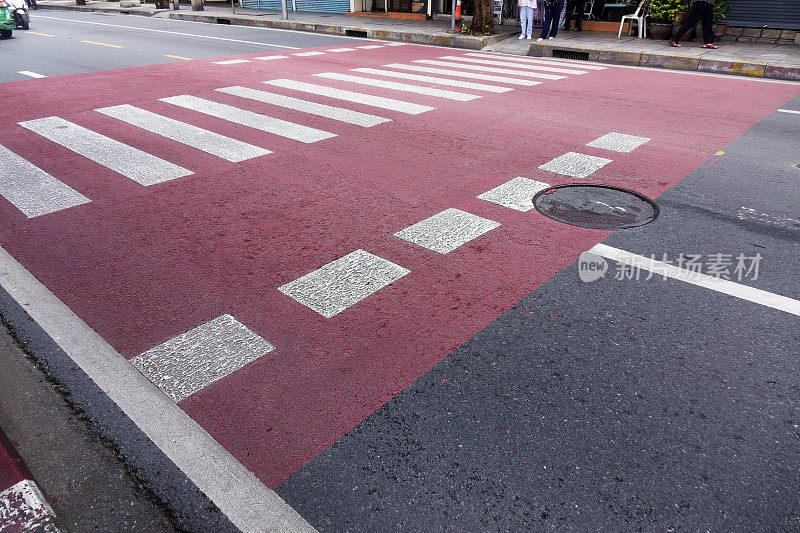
left=36, top=3, right=164, bottom=15
left=0, top=428, right=61, bottom=533
left=528, top=43, right=800, bottom=82
left=166, top=11, right=511, bottom=49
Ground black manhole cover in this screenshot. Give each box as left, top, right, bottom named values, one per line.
left=532, top=184, right=659, bottom=230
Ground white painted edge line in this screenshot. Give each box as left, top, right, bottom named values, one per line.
left=18, top=71, right=47, bottom=78
left=590, top=243, right=800, bottom=317
left=214, top=59, right=251, bottom=65
left=34, top=15, right=301, bottom=49
left=777, top=108, right=800, bottom=115
left=0, top=245, right=316, bottom=533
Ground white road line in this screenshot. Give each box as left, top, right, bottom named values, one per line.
left=34, top=15, right=300, bottom=49
left=384, top=63, right=541, bottom=86
left=777, top=108, right=800, bottom=115
left=96, top=104, right=271, bottom=162
left=18, top=117, right=192, bottom=186
left=384, top=42, right=408, bottom=46
left=216, top=86, right=390, bottom=127
left=477, top=177, right=550, bottom=212
left=539, top=152, right=612, bottom=178
left=160, top=95, right=336, bottom=143
left=352, top=68, right=512, bottom=93
left=464, top=52, right=608, bottom=70
left=18, top=71, right=47, bottom=78
left=214, top=59, right=251, bottom=65
left=255, top=55, right=290, bottom=60
left=439, top=55, right=587, bottom=75
left=131, top=315, right=274, bottom=403
left=395, top=208, right=501, bottom=254
left=314, top=72, right=480, bottom=101
left=293, top=51, right=325, bottom=57
left=0, top=246, right=316, bottom=533
left=264, top=79, right=434, bottom=115
left=0, top=142, right=90, bottom=218
left=590, top=243, right=800, bottom=317
left=278, top=249, right=409, bottom=318
left=327, top=47, right=357, bottom=52
left=356, top=45, right=385, bottom=49
left=413, top=59, right=565, bottom=80
left=586, top=132, right=650, bottom=153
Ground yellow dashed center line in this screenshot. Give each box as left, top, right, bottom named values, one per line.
left=164, top=55, right=194, bottom=61
left=81, top=40, right=123, bottom=48
left=28, top=31, right=55, bottom=37
left=716, top=151, right=725, bottom=156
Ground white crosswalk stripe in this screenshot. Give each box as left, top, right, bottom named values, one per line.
left=18, top=116, right=192, bottom=186
left=254, top=55, right=290, bottom=61
left=214, top=59, right=251, bottom=65
left=463, top=53, right=607, bottom=70
left=263, top=79, right=434, bottom=115
left=383, top=63, right=541, bottom=86
left=439, top=55, right=587, bottom=75
left=413, top=59, right=565, bottom=80
left=351, top=68, right=512, bottom=93
left=0, top=142, right=90, bottom=218
left=216, top=86, right=390, bottom=127
left=293, top=51, right=325, bottom=57
left=96, top=104, right=271, bottom=162
left=327, top=48, right=357, bottom=53
left=356, top=45, right=385, bottom=49
left=314, top=72, right=480, bottom=101
left=160, top=95, right=336, bottom=144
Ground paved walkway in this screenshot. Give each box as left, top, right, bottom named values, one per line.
left=34, top=1, right=800, bottom=79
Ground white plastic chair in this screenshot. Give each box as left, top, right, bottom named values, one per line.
left=618, top=0, right=650, bottom=38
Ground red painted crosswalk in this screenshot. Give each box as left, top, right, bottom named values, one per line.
left=1, top=44, right=797, bottom=486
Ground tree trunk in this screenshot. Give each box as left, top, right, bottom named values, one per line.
left=470, top=0, right=494, bottom=34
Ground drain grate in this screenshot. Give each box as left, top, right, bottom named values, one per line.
left=533, top=184, right=659, bottom=230
left=216, top=18, right=231, bottom=24
left=552, top=49, right=590, bottom=61
left=345, top=29, right=368, bottom=37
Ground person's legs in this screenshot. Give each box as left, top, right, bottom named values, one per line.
left=520, top=6, right=531, bottom=36
left=527, top=6, right=536, bottom=36
left=700, top=2, right=714, bottom=44
left=563, top=0, right=573, bottom=30
left=672, top=2, right=703, bottom=44
left=550, top=1, right=563, bottom=36
left=539, top=4, right=553, bottom=39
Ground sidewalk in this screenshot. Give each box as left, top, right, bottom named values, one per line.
left=36, top=0, right=800, bottom=81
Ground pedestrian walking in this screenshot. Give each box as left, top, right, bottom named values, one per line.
left=563, top=0, right=582, bottom=31
left=537, top=0, right=564, bottom=41
left=518, top=0, right=537, bottom=39
left=670, top=0, right=718, bottom=48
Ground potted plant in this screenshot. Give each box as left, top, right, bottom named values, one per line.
left=713, top=0, right=729, bottom=37
left=648, top=0, right=683, bottom=39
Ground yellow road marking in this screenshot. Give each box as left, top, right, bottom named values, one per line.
left=716, top=151, right=725, bottom=156
left=28, top=31, right=55, bottom=37
left=164, top=55, right=194, bottom=61
left=81, top=40, right=123, bottom=48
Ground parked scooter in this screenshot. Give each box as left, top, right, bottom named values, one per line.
left=7, top=0, right=29, bottom=30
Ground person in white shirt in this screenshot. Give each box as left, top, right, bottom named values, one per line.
left=518, top=0, right=537, bottom=39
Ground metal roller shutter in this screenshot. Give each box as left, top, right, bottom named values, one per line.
left=725, top=0, right=800, bottom=30
left=240, top=0, right=350, bottom=12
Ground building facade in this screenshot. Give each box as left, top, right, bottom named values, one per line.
left=726, top=0, right=800, bottom=30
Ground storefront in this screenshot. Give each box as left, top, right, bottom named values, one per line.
left=726, top=0, right=800, bottom=30
left=241, top=0, right=430, bottom=15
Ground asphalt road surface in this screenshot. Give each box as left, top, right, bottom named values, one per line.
left=1, top=13, right=798, bottom=531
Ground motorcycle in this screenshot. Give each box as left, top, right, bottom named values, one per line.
left=7, top=0, right=28, bottom=30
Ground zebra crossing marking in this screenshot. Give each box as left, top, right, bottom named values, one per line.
left=96, top=104, right=271, bottom=162
left=352, top=68, right=512, bottom=93
left=439, top=55, right=588, bottom=75
left=383, top=63, right=542, bottom=86
left=214, top=59, right=251, bottom=65
left=0, top=142, right=90, bottom=218
left=413, top=60, right=565, bottom=80
left=314, top=72, right=480, bottom=102
left=160, top=95, right=336, bottom=144
left=18, top=116, right=192, bottom=186
left=264, top=79, right=435, bottom=115
left=463, top=53, right=608, bottom=70
left=216, top=86, right=390, bottom=127
left=394, top=208, right=501, bottom=254
left=293, top=51, right=325, bottom=57
left=477, top=177, right=551, bottom=212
